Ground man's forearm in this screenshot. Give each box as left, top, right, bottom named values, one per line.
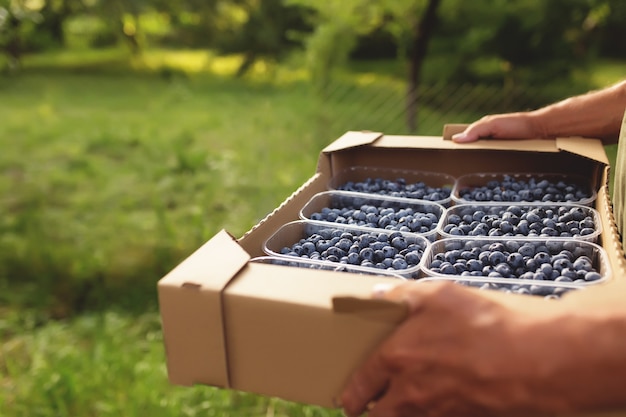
left=529, top=80, right=626, bottom=144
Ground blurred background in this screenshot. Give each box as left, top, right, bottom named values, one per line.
left=1, top=0, right=625, bottom=416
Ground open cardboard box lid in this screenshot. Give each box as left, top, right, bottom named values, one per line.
left=158, top=130, right=626, bottom=409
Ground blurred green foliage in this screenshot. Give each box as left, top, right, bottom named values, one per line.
left=1, top=0, right=625, bottom=81
left=0, top=64, right=326, bottom=316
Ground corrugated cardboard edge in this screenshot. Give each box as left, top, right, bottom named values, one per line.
left=158, top=230, right=250, bottom=387
left=556, top=136, right=609, bottom=165
left=598, top=183, right=626, bottom=280
left=238, top=172, right=326, bottom=252
left=239, top=131, right=383, bottom=251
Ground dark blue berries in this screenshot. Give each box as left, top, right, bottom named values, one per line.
left=442, top=204, right=598, bottom=240
left=445, top=279, right=578, bottom=299
left=269, top=222, right=428, bottom=276
left=303, top=191, right=444, bottom=236
left=455, top=174, right=592, bottom=203
left=336, top=177, right=452, bottom=202
left=310, top=204, right=441, bottom=234
left=424, top=238, right=606, bottom=298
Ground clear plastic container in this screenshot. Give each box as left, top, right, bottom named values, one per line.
left=439, top=202, right=602, bottom=242
left=249, top=256, right=406, bottom=279
left=263, top=220, right=430, bottom=279
left=417, top=276, right=581, bottom=299
left=328, top=166, right=456, bottom=207
left=451, top=172, right=597, bottom=206
left=420, top=237, right=611, bottom=286
left=300, top=190, right=445, bottom=241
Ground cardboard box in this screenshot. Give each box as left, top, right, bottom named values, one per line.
left=157, top=130, right=626, bottom=408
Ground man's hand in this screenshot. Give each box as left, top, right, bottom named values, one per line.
left=339, top=281, right=567, bottom=417
left=452, top=112, right=545, bottom=143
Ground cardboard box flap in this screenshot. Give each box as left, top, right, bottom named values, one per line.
left=322, top=130, right=383, bottom=153
left=158, top=230, right=250, bottom=388
left=442, top=123, right=469, bottom=140
left=161, top=230, right=249, bottom=289
left=224, top=264, right=408, bottom=407
left=556, top=136, right=609, bottom=165
left=332, top=297, right=408, bottom=323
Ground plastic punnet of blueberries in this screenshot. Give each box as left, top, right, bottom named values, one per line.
left=422, top=238, right=606, bottom=299
left=304, top=192, right=444, bottom=236
left=441, top=204, right=600, bottom=241
left=268, top=223, right=428, bottom=278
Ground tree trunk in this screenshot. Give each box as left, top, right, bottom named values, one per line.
left=119, top=14, right=141, bottom=56
left=40, top=1, right=68, bottom=47
left=4, top=15, right=22, bottom=73
left=406, top=0, right=441, bottom=133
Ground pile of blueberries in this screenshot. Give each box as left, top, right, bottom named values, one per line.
left=277, top=227, right=426, bottom=274
left=450, top=279, right=576, bottom=299
left=336, top=177, right=452, bottom=202
left=307, top=201, right=441, bottom=234
left=442, top=204, right=597, bottom=239
left=456, top=175, right=591, bottom=203
left=263, top=257, right=403, bottom=277
left=426, top=239, right=602, bottom=289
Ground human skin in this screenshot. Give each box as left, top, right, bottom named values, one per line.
left=452, top=80, right=626, bottom=145
left=339, top=280, right=626, bottom=417
left=340, top=80, right=626, bottom=417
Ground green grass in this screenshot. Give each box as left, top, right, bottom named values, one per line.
left=0, top=309, right=344, bottom=417
left=0, top=70, right=330, bottom=314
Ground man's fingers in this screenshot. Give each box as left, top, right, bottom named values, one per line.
left=366, top=376, right=428, bottom=417
left=452, top=130, right=478, bottom=143
left=452, top=122, right=495, bottom=143
left=340, top=351, right=391, bottom=417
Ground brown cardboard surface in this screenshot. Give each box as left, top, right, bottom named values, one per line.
left=158, top=130, right=626, bottom=409
left=321, top=130, right=383, bottom=153
left=223, top=263, right=405, bottom=406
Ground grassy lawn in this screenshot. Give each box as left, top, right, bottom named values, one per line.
left=0, top=70, right=328, bottom=312
left=1, top=310, right=345, bottom=417
left=1, top=48, right=374, bottom=416
left=1, top=48, right=623, bottom=416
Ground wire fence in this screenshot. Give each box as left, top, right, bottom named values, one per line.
left=313, top=75, right=586, bottom=139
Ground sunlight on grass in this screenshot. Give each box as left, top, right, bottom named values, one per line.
left=21, top=47, right=311, bottom=84
left=349, top=70, right=404, bottom=89
left=130, top=49, right=214, bottom=73
left=22, top=47, right=132, bottom=69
